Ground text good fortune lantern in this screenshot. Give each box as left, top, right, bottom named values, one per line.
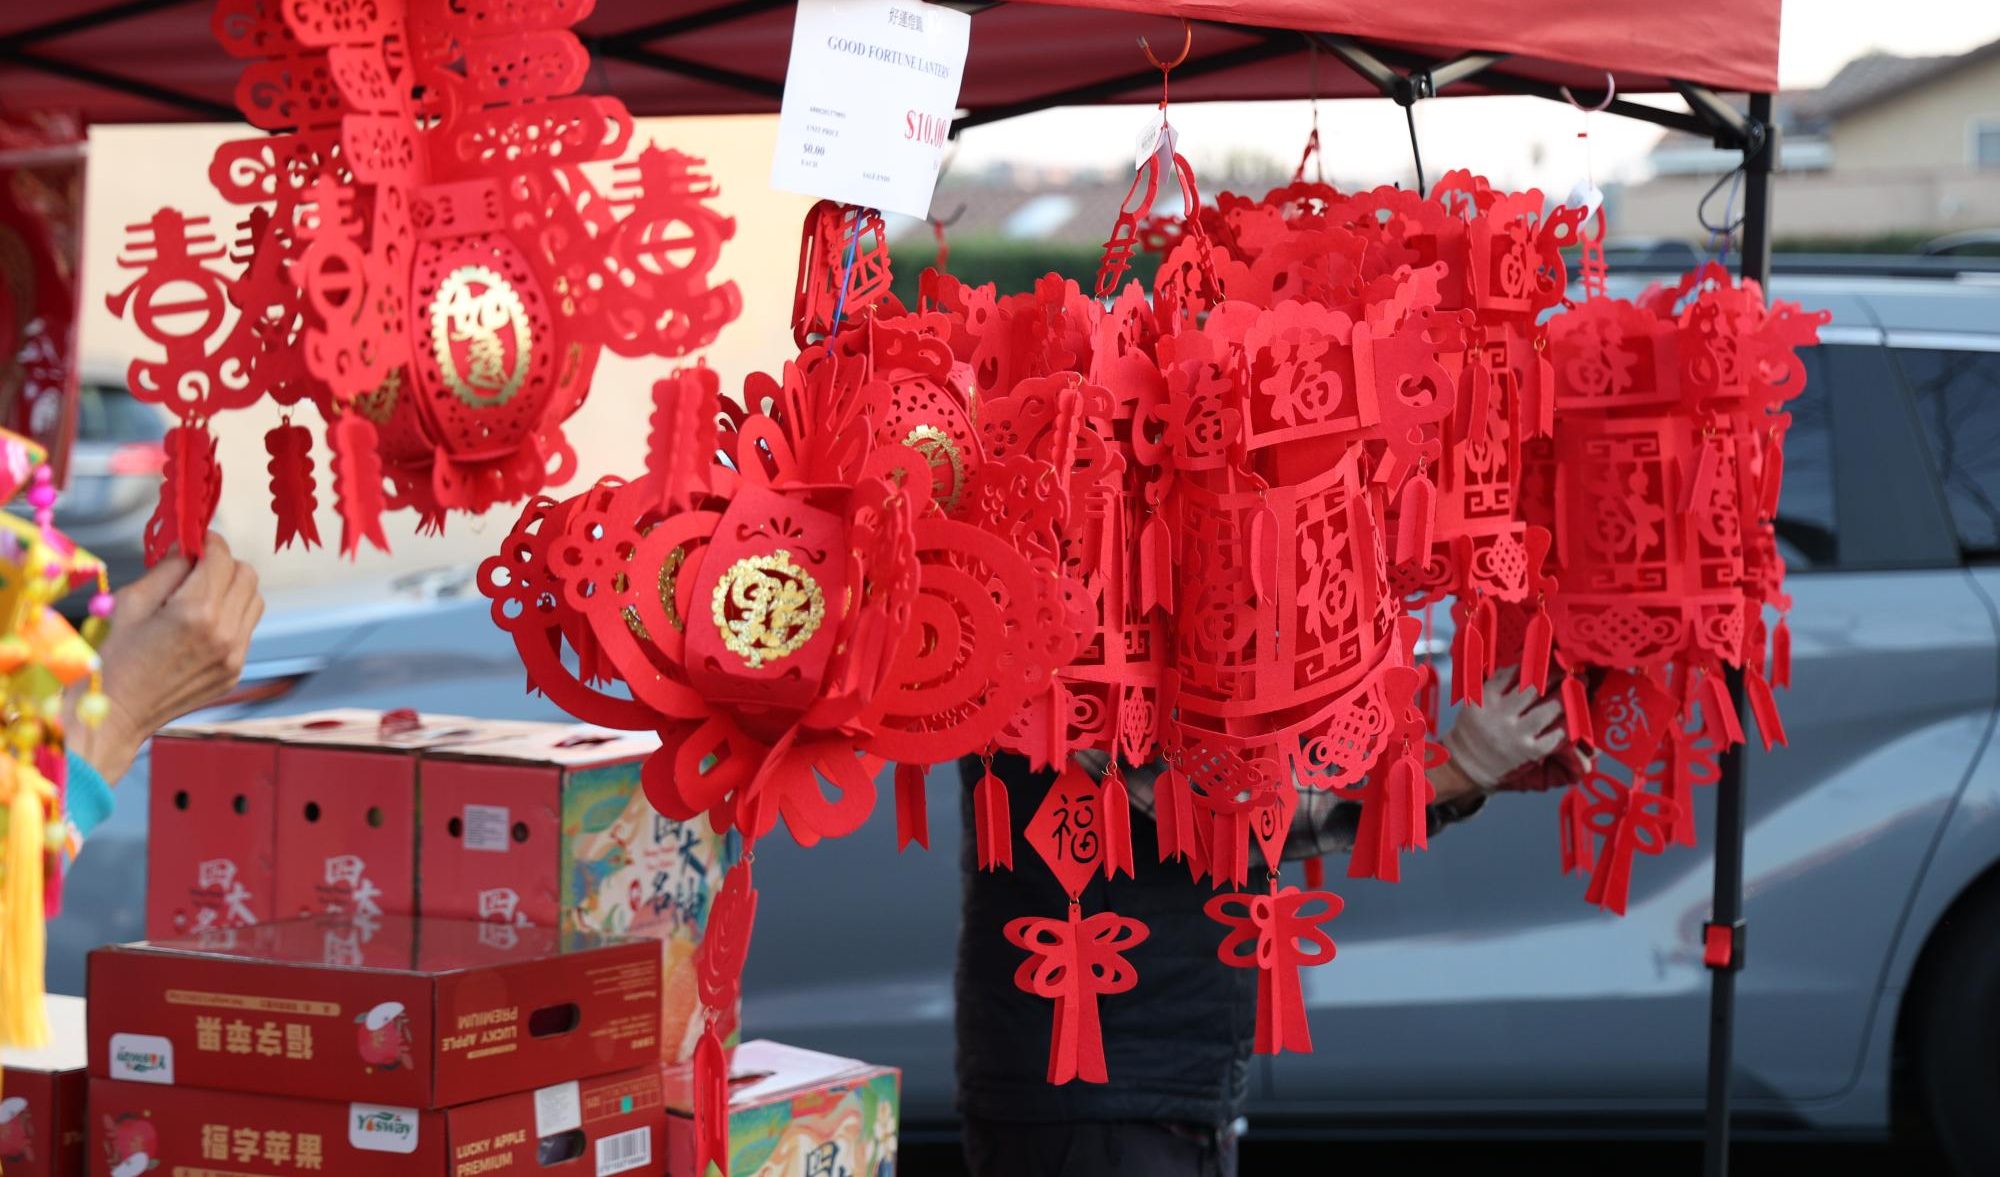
left=107, top=0, right=740, bottom=562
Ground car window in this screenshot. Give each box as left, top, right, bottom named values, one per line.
left=75, top=383, right=166, bottom=443
left=1775, top=346, right=1837, bottom=570
left=1900, top=347, right=2000, bottom=559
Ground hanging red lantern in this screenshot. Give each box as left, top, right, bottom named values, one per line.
left=1530, top=262, right=1827, bottom=911
left=107, top=0, right=741, bottom=561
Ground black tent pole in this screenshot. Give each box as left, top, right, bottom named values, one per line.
left=1703, top=88, right=1775, bottom=1177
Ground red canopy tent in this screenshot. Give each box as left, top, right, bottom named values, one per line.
left=1, top=0, right=1776, bottom=128
left=0, top=2, right=1785, bottom=1173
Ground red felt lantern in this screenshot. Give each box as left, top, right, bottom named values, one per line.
left=107, top=0, right=740, bottom=561
left=1528, top=262, right=1827, bottom=911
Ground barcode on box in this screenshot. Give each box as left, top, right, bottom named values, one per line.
left=595, top=1126, right=651, bottom=1175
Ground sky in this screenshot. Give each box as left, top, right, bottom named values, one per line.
left=947, top=0, right=2000, bottom=193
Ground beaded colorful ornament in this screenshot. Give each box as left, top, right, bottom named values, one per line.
left=0, top=429, right=111, bottom=1047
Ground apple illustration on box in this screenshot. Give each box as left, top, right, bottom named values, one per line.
left=0, top=1095, right=33, bottom=1162
left=102, top=1113, right=158, bottom=1174
left=356, top=1001, right=414, bottom=1071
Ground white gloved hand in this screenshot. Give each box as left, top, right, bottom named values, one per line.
left=1441, top=667, right=1567, bottom=791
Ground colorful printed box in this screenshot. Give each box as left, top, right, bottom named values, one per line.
left=87, top=916, right=661, bottom=1109
left=147, top=727, right=279, bottom=940
left=0, top=995, right=88, bottom=1177
left=88, top=1065, right=663, bottom=1176
left=663, top=1041, right=900, bottom=1177
left=422, top=725, right=741, bottom=1063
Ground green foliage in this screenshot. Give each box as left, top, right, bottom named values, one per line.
left=888, top=236, right=1160, bottom=304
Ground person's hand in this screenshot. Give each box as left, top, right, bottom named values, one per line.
left=66, top=532, right=263, bottom=783
left=1440, top=667, right=1567, bottom=796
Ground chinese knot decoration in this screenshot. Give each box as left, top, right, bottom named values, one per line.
left=1523, top=262, right=1828, bottom=913
left=106, top=0, right=741, bottom=563
left=0, top=428, right=113, bottom=1048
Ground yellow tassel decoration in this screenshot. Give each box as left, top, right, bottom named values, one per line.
left=0, top=757, right=53, bottom=1047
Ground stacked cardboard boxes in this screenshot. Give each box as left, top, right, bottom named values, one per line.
left=663, top=1040, right=901, bottom=1177
left=148, top=709, right=740, bottom=1056
left=87, top=916, right=664, bottom=1175
left=1, top=995, right=89, bottom=1177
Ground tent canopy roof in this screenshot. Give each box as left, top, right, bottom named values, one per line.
left=0, top=0, right=1779, bottom=128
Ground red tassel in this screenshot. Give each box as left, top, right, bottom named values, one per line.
left=1458, top=614, right=1486, bottom=707
left=1303, top=856, right=1324, bottom=889
left=329, top=413, right=390, bottom=557
left=1249, top=504, right=1279, bottom=602
left=1155, top=765, right=1184, bottom=862
left=1534, top=349, right=1556, bottom=438
left=1139, top=513, right=1172, bottom=614
left=1703, top=670, right=1744, bottom=749
left=896, top=762, right=929, bottom=852
left=693, top=1026, right=729, bottom=1177
left=1100, top=770, right=1134, bottom=880
left=1562, top=676, right=1594, bottom=745
left=1759, top=433, right=1785, bottom=520
left=1682, top=432, right=1721, bottom=515
left=1394, top=472, right=1436, bottom=567
left=146, top=424, right=223, bottom=565
left=1560, top=786, right=1594, bottom=874
left=1772, top=619, right=1792, bottom=689
left=974, top=768, right=1012, bottom=871
left=1212, top=811, right=1248, bottom=888
left=265, top=423, right=322, bottom=552
left=1666, top=731, right=1697, bottom=848
left=1521, top=607, right=1553, bottom=694
left=648, top=366, right=720, bottom=512
left=1745, top=669, right=1788, bottom=751
left=1478, top=597, right=1500, bottom=672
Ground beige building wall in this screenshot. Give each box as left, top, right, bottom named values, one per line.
left=1613, top=168, right=2000, bottom=241
left=1829, top=54, right=2000, bottom=173
left=80, top=117, right=810, bottom=591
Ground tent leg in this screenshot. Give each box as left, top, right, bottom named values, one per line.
left=1703, top=89, right=1775, bottom=1177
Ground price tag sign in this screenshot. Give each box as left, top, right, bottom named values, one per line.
left=770, top=0, right=972, bottom=219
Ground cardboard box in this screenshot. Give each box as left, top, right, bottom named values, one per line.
left=148, top=730, right=280, bottom=940
left=663, top=1041, right=900, bottom=1177
left=216, top=709, right=540, bottom=925
left=0, top=995, right=88, bottom=1177
left=88, top=916, right=662, bottom=1109
left=87, top=1065, right=663, bottom=1176
left=422, top=725, right=741, bottom=1062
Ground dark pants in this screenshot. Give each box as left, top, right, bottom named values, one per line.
left=962, top=1117, right=1239, bottom=1177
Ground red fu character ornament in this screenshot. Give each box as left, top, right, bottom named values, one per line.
left=1009, top=763, right=1150, bottom=1084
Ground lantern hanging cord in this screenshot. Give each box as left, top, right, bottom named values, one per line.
left=1698, top=120, right=1765, bottom=264
left=829, top=208, right=868, bottom=335
left=1404, top=102, right=1427, bottom=198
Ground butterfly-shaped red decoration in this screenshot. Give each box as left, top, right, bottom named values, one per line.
left=1004, top=908, right=1149, bottom=1085
left=1206, top=884, right=1343, bottom=1055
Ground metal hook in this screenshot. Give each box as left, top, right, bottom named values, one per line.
left=933, top=202, right=968, bottom=228
left=1138, top=19, right=1193, bottom=73
left=1560, top=71, right=1617, bottom=114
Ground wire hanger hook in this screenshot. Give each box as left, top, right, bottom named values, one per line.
left=1560, top=71, right=1617, bottom=114
left=1138, top=19, right=1193, bottom=75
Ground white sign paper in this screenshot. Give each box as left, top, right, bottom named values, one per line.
left=770, top=0, right=971, bottom=219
